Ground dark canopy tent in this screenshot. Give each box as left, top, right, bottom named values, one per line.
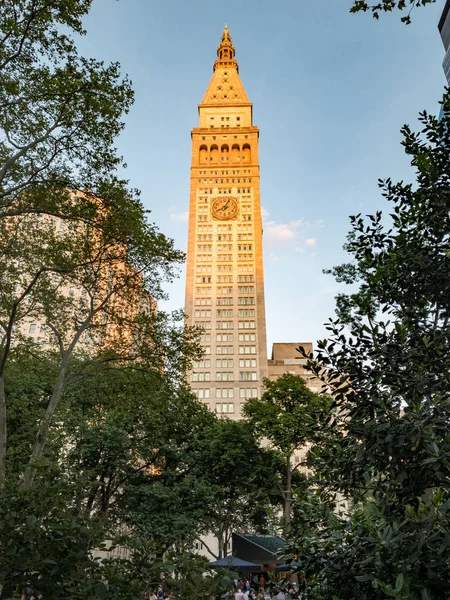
left=209, top=557, right=261, bottom=571
left=275, top=560, right=302, bottom=572
left=232, top=533, right=285, bottom=566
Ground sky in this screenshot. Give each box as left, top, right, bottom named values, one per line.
left=77, top=0, right=446, bottom=352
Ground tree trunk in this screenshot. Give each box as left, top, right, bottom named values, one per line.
left=0, top=377, right=7, bottom=487
left=284, top=457, right=292, bottom=532
left=21, top=351, right=70, bottom=490
left=218, top=532, right=225, bottom=559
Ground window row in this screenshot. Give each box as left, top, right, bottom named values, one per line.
left=216, top=388, right=234, bottom=398
left=193, top=360, right=211, bottom=368
left=216, top=403, right=234, bottom=414
left=197, top=169, right=252, bottom=176
left=194, top=310, right=211, bottom=318
left=194, top=299, right=212, bottom=306
left=238, top=297, right=255, bottom=305
left=240, top=388, right=258, bottom=398
left=192, top=372, right=211, bottom=382
left=216, top=298, right=233, bottom=305
left=213, top=309, right=256, bottom=317
left=216, top=372, right=234, bottom=381
left=216, top=334, right=233, bottom=342
left=239, top=372, right=258, bottom=381
left=216, top=346, right=234, bottom=354
left=216, top=321, right=234, bottom=329
left=239, top=346, right=257, bottom=354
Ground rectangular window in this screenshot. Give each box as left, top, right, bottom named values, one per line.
left=238, top=333, right=256, bottom=342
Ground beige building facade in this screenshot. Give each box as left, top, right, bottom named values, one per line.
left=268, top=343, right=321, bottom=391
left=185, top=26, right=268, bottom=417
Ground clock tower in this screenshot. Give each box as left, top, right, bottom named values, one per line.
left=185, top=26, right=268, bottom=417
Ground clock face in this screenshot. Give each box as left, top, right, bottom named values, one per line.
left=211, top=197, right=239, bottom=220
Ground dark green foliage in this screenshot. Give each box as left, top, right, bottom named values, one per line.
left=243, top=374, right=331, bottom=529
left=186, top=418, right=283, bottom=557
left=294, top=95, right=450, bottom=599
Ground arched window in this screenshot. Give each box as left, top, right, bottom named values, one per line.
left=243, top=144, right=251, bottom=162
left=231, top=144, right=240, bottom=162
left=221, top=144, right=229, bottom=162
left=210, top=145, right=219, bottom=162
left=199, top=145, right=208, bottom=163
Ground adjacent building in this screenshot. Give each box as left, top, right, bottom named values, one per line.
left=439, top=0, right=450, bottom=84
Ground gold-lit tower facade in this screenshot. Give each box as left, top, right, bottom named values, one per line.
left=185, top=26, right=268, bottom=417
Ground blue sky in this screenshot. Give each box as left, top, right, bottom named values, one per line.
left=78, top=0, right=446, bottom=351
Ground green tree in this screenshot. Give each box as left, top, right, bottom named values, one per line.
left=243, top=374, right=331, bottom=531
left=0, top=202, right=187, bottom=489
left=298, top=97, right=450, bottom=599
left=0, top=0, right=133, bottom=220
left=187, top=418, right=282, bottom=558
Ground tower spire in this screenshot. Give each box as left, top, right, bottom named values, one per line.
left=214, top=24, right=237, bottom=71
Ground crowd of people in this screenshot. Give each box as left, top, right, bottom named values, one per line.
left=232, top=575, right=303, bottom=600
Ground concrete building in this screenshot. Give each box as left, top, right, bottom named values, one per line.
left=267, top=342, right=321, bottom=391
left=185, top=26, right=268, bottom=418
left=439, top=0, right=450, bottom=85
left=7, top=195, right=155, bottom=356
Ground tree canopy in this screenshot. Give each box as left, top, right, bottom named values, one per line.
left=291, top=96, right=450, bottom=600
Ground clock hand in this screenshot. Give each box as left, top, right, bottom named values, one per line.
left=221, top=200, right=230, bottom=211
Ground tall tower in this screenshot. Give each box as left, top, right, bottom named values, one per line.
left=185, top=26, right=268, bottom=418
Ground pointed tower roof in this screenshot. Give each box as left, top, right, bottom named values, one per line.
left=200, top=26, right=250, bottom=106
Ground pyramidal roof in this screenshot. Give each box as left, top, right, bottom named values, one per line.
left=200, top=26, right=251, bottom=106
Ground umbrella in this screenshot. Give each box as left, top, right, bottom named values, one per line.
left=209, top=556, right=261, bottom=571
left=275, top=560, right=302, bottom=572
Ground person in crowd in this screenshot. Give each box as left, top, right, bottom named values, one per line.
left=235, top=589, right=247, bottom=600
left=287, top=587, right=298, bottom=600
left=275, top=589, right=285, bottom=600
left=259, top=575, right=266, bottom=587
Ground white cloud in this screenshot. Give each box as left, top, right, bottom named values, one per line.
left=305, top=237, right=317, bottom=247
left=170, top=212, right=189, bottom=222
left=264, top=219, right=304, bottom=243
left=261, top=206, right=270, bottom=219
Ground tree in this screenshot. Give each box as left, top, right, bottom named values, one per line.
left=297, top=96, right=450, bottom=599
left=0, top=0, right=133, bottom=220
left=186, top=418, right=282, bottom=558
left=350, top=0, right=436, bottom=24
left=0, top=198, right=187, bottom=489
left=243, top=374, right=331, bottom=531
